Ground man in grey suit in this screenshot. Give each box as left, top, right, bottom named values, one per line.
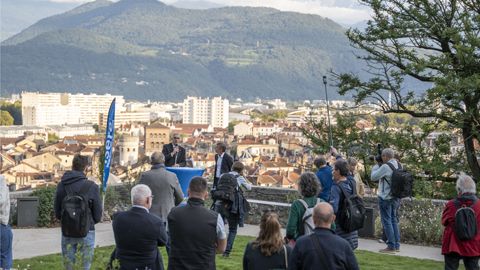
left=139, top=152, right=184, bottom=221
left=140, top=152, right=184, bottom=254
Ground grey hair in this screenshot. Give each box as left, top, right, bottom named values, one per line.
left=298, top=172, right=320, bottom=197
left=382, top=148, right=395, bottom=159
left=456, top=173, right=476, bottom=194
left=151, top=152, right=165, bottom=165
left=347, top=157, right=357, bottom=166
left=131, top=184, right=152, bottom=206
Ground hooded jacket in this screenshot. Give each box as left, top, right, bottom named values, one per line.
left=54, top=170, right=102, bottom=232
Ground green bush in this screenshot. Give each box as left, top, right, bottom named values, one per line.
left=413, top=179, right=457, bottom=200
left=31, top=187, right=57, bottom=227
left=399, top=199, right=443, bottom=246
left=374, top=199, right=444, bottom=246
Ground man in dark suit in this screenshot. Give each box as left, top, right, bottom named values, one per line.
left=213, top=142, right=234, bottom=188
left=162, top=134, right=186, bottom=167
left=112, top=184, right=168, bottom=270
left=289, top=202, right=359, bottom=270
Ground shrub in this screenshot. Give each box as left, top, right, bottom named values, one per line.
left=31, top=186, right=57, bottom=227
left=374, top=199, right=444, bottom=246
left=413, top=179, right=457, bottom=200
left=399, top=199, right=443, bottom=246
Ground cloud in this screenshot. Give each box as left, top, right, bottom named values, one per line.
left=45, top=0, right=372, bottom=25
left=47, top=0, right=94, bottom=3
left=166, top=0, right=372, bottom=25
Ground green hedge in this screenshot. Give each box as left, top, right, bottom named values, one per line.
left=31, top=187, right=57, bottom=227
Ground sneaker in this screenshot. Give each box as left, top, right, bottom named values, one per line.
left=379, top=247, right=396, bottom=254
left=378, top=239, right=385, bottom=244
left=395, top=248, right=400, bottom=252
left=222, top=253, right=230, bottom=258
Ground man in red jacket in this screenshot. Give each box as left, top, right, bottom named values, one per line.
left=441, top=174, right=480, bottom=270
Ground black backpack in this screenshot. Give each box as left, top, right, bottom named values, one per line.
left=211, top=173, right=239, bottom=203
left=454, top=198, right=478, bottom=241
left=61, top=181, right=94, bottom=238
left=385, top=162, right=414, bottom=198
left=337, top=179, right=366, bottom=233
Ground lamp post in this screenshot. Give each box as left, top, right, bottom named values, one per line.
left=323, top=75, right=333, bottom=147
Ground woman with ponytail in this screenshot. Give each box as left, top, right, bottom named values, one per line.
left=243, top=211, right=291, bottom=270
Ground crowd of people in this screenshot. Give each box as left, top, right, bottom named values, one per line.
left=0, top=136, right=479, bottom=270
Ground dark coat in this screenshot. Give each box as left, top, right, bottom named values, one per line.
left=168, top=198, right=219, bottom=270
left=442, top=194, right=480, bottom=256
left=162, top=143, right=186, bottom=167
left=213, top=152, right=234, bottom=187
left=112, top=207, right=168, bottom=270
left=54, top=170, right=102, bottom=231
left=289, top=228, right=359, bottom=270
left=329, top=178, right=359, bottom=250
left=243, top=242, right=291, bottom=270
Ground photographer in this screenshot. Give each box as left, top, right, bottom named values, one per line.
left=371, top=148, right=401, bottom=253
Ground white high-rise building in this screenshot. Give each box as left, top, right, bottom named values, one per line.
left=183, top=96, right=229, bottom=128
left=22, top=92, right=125, bottom=126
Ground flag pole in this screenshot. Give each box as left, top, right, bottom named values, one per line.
left=101, top=98, right=116, bottom=216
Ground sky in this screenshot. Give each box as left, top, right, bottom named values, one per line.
left=1, top=0, right=372, bottom=41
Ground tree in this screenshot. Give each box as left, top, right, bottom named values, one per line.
left=0, top=101, right=22, bottom=125
left=302, top=113, right=468, bottom=183
left=0, top=110, right=14, bottom=125
left=336, top=0, right=480, bottom=181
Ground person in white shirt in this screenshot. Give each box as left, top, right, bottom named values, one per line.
left=371, top=148, right=401, bottom=253
left=213, top=142, right=233, bottom=188
left=0, top=156, right=13, bottom=269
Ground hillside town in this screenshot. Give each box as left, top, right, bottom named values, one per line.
left=0, top=91, right=469, bottom=192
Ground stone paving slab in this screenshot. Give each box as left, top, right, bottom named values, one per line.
left=13, top=223, right=443, bottom=262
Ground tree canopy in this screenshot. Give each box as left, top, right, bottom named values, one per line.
left=336, top=0, right=480, bottom=181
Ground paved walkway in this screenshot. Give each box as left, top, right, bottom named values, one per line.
left=13, top=223, right=443, bottom=262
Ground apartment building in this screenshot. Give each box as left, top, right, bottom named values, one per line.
left=183, top=96, right=229, bottom=128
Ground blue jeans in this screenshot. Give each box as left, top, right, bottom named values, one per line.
left=0, top=224, right=13, bottom=269
left=61, top=230, right=95, bottom=270
left=379, top=197, right=400, bottom=249
left=225, top=214, right=239, bottom=255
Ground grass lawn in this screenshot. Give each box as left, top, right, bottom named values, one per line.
left=14, top=236, right=448, bottom=270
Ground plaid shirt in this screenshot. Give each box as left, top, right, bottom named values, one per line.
left=0, top=175, right=10, bottom=225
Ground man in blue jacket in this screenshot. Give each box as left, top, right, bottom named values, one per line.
left=112, top=184, right=167, bottom=270
left=54, top=154, right=102, bottom=270
left=314, top=156, right=333, bottom=201
left=289, top=202, right=359, bottom=270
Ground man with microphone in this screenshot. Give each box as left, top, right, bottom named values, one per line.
left=162, top=134, right=186, bottom=167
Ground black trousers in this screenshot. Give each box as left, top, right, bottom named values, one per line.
left=445, top=253, right=480, bottom=270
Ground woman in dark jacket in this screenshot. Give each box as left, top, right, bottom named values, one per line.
left=243, top=211, right=291, bottom=270
left=330, top=159, right=359, bottom=250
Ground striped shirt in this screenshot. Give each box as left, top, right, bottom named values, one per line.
left=0, top=175, right=10, bottom=225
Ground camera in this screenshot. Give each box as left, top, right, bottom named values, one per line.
left=368, top=143, right=383, bottom=164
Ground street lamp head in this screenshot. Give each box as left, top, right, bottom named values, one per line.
left=322, top=75, right=327, bottom=85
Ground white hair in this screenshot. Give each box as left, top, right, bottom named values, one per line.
left=382, top=148, right=395, bottom=159
left=456, top=173, right=476, bottom=194
left=131, top=184, right=152, bottom=206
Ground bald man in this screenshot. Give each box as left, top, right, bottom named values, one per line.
left=289, top=202, right=359, bottom=270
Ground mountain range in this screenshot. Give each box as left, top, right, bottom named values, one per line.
left=1, top=0, right=366, bottom=101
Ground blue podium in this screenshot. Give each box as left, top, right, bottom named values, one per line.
left=166, top=167, right=205, bottom=196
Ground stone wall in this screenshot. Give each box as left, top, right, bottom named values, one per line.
left=9, top=184, right=449, bottom=245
